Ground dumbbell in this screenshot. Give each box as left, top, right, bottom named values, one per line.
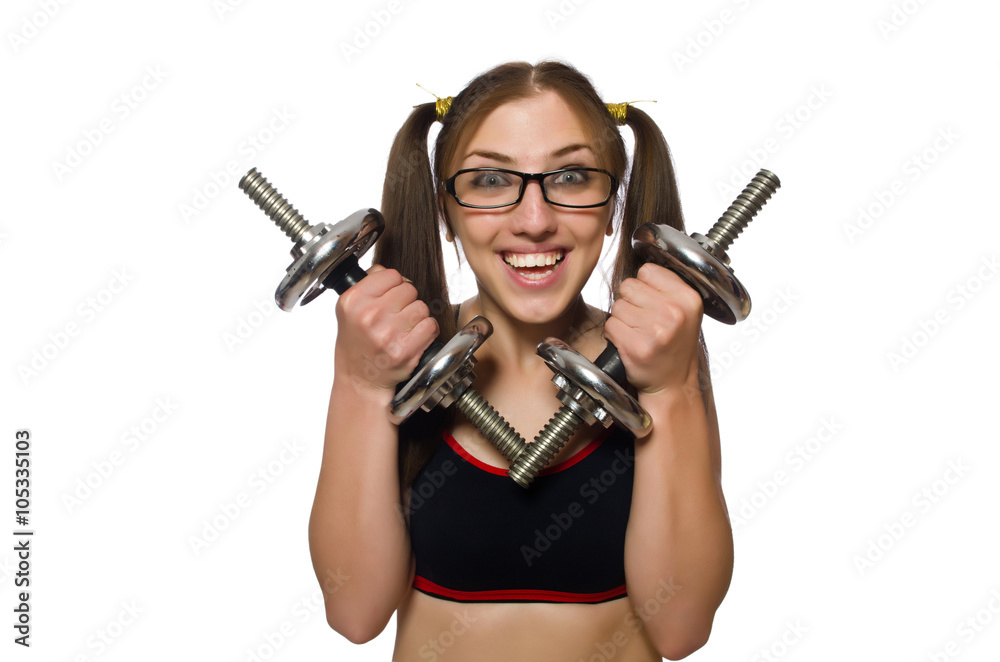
left=390, top=317, right=525, bottom=461
left=508, top=169, right=781, bottom=487
left=239, top=167, right=381, bottom=308
left=238, top=168, right=525, bottom=459
left=632, top=169, right=781, bottom=325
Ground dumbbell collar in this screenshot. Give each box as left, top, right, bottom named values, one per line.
left=276, top=208, right=383, bottom=311
left=537, top=338, right=652, bottom=438
left=390, top=317, right=493, bottom=424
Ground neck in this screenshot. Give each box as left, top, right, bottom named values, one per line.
left=458, top=294, right=608, bottom=372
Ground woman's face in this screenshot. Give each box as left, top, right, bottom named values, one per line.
left=443, top=90, right=615, bottom=326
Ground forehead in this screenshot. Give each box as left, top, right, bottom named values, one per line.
left=451, top=90, right=597, bottom=168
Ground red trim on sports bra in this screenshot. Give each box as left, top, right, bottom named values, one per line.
left=442, top=428, right=612, bottom=476
left=413, top=576, right=627, bottom=603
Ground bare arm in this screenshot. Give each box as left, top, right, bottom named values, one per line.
left=606, top=264, right=733, bottom=660
left=307, top=266, right=437, bottom=643
left=623, top=362, right=732, bottom=660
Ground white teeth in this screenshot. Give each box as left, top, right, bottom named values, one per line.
left=520, top=269, right=553, bottom=281
left=504, top=251, right=564, bottom=269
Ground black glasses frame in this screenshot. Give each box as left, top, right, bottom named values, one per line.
left=444, top=167, right=618, bottom=209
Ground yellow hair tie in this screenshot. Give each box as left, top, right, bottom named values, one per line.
left=416, top=84, right=453, bottom=122
left=434, top=95, right=453, bottom=121
left=606, top=100, right=656, bottom=125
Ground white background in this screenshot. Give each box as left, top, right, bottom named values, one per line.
left=2, top=0, right=999, bottom=660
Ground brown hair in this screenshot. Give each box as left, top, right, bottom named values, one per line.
left=374, top=61, right=694, bottom=488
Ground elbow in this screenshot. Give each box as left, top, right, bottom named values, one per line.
left=658, top=638, right=707, bottom=661
left=324, top=604, right=390, bottom=645
left=655, top=624, right=712, bottom=660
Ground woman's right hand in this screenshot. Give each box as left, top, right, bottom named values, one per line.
left=333, top=265, right=439, bottom=397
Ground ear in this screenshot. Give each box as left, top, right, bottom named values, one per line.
left=439, top=191, right=455, bottom=243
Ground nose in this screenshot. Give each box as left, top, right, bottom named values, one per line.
left=510, top=179, right=557, bottom=237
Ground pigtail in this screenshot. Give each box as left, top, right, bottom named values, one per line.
left=375, top=102, right=456, bottom=342
left=611, top=105, right=685, bottom=299
left=614, top=106, right=714, bottom=408
left=375, top=102, right=457, bottom=489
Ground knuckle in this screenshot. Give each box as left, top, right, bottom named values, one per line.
left=399, top=280, right=420, bottom=302
left=421, top=315, right=440, bottom=337
left=610, top=299, right=627, bottom=319
left=370, top=324, right=394, bottom=349
left=384, top=341, right=407, bottom=365
left=638, top=262, right=667, bottom=283
left=687, top=290, right=705, bottom=314
left=356, top=302, right=383, bottom=332
left=336, top=285, right=359, bottom=313
left=651, top=323, right=673, bottom=347
left=412, top=300, right=431, bottom=320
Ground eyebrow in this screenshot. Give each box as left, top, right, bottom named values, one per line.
left=552, top=143, right=593, bottom=158
left=464, top=144, right=594, bottom=164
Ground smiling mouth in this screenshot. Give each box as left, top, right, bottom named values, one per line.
left=502, top=250, right=565, bottom=281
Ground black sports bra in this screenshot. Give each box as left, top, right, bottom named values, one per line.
left=408, top=427, right=635, bottom=603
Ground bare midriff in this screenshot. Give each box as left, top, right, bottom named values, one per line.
left=393, top=589, right=660, bottom=662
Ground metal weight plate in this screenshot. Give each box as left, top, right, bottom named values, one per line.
left=389, top=317, right=493, bottom=422
left=275, top=208, right=384, bottom=311
left=536, top=338, right=652, bottom=438
left=632, top=223, right=751, bottom=325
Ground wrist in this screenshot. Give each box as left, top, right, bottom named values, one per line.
left=331, top=374, right=396, bottom=416
left=638, top=368, right=705, bottom=413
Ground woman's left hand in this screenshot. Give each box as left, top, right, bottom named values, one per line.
left=604, top=262, right=704, bottom=396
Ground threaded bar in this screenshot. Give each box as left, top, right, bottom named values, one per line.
left=239, top=168, right=312, bottom=244
left=507, top=407, right=583, bottom=488
left=705, top=169, right=781, bottom=253
left=456, top=389, right=526, bottom=462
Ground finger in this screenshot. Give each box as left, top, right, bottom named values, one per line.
left=399, top=298, right=432, bottom=333
left=609, top=297, right=649, bottom=331
left=632, top=264, right=705, bottom=317
left=395, top=316, right=440, bottom=372
left=617, top=276, right=666, bottom=312
left=602, top=314, right=650, bottom=367
left=357, top=266, right=408, bottom=296
left=375, top=280, right=422, bottom=315
left=339, top=268, right=409, bottom=313
left=636, top=262, right=691, bottom=292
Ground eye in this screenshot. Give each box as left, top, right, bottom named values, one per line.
left=550, top=169, right=591, bottom=187
left=469, top=170, right=514, bottom=188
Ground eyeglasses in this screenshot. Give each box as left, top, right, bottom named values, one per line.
left=444, top=167, right=618, bottom=209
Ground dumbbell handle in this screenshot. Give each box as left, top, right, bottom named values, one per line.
left=324, top=257, right=368, bottom=294
left=594, top=342, right=626, bottom=385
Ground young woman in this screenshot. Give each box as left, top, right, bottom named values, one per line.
left=308, top=61, right=733, bottom=661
